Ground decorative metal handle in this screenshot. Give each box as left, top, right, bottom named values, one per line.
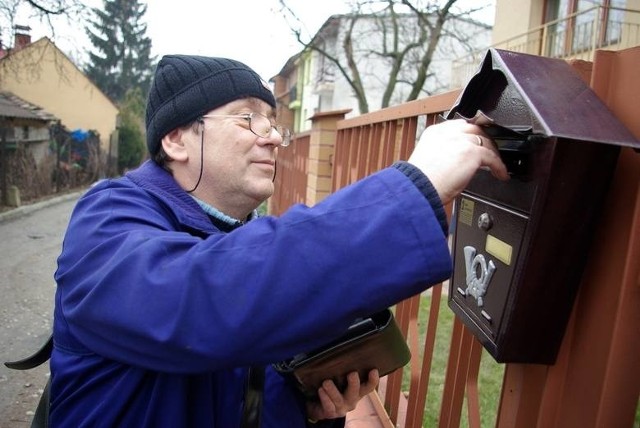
left=463, top=246, right=496, bottom=307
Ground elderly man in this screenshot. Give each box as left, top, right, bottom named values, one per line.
left=50, top=55, right=507, bottom=427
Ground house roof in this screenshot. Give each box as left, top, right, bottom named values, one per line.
left=0, top=91, right=57, bottom=122
left=273, top=52, right=301, bottom=79
left=0, top=37, right=120, bottom=112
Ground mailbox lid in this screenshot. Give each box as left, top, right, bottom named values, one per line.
left=448, top=48, right=640, bottom=149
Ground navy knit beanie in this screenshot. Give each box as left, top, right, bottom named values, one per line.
left=145, top=55, right=276, bottom=156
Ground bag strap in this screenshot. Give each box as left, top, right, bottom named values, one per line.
left=4, top=334, right=53, bottom=370
left=241, top=365, right=265, bottom=428
left=4, top=334, right=53, bottom=428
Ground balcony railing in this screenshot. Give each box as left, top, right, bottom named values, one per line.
left=451, top=6, right=640, bottom=88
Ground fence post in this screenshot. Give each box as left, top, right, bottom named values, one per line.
left=306, top=109, right=350, bottom=206
left=1, top=127, right=7, bottom=206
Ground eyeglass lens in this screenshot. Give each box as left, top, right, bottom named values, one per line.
left=251, top=114, right=291, bottom=147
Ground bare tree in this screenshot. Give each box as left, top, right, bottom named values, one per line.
left=0, top=0, right=87, bottom=44
left=0, top=0, right=89, bottom=82
left=279, top=0, right=492, bottom=114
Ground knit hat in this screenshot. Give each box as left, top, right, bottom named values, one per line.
left=145, top=55, right=276, bottom=156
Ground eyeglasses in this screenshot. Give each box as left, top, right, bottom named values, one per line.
left=200, top=113, right=291, bottom=147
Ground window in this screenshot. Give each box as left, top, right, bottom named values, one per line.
left=544, top=0, right=626, bottom=57
left=604, top=0, right=625, bottom=44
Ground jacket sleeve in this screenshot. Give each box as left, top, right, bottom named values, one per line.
left=55, top=166, right=452, bottom=373
left=393, top=161, right=448, bottom=236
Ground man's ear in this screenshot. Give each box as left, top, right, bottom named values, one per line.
left=161, top=127, right=190, bottom=162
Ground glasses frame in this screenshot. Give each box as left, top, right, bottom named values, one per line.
left=200, top=113, right=291, bottom=147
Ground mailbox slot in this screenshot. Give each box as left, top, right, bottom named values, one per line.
left=484, top=125, right=536, bottom=179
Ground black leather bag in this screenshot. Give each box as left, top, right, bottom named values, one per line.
left=273, top=309, right=411, bottom=399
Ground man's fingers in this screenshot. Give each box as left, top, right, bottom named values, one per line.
left=479, top=143, right=510, bottom=181
left=320, top=378, right=345, bottom=404
left=316, top=385, right=337, bottom=416
left=339, top=372, right=361, bottom=408
left=464, top=129, right=510, bottom=181
left=360, top=369, right=379, bottom=396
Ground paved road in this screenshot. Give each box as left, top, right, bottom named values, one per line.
left=0, top=193, right=81, bottom=427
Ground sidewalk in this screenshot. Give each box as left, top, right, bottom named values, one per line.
left=0, top=190, right=85, bottom=224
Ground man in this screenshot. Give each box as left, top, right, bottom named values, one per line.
left=51, top=55, right=508, bottom=427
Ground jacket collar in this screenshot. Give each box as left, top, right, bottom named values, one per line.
left=126, top=160, right=217, bottom=233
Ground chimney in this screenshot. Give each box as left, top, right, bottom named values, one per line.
left=13, top=25, right=31, bottom=50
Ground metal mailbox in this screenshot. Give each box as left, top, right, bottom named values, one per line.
left=446, top=49, right=639, bottom=364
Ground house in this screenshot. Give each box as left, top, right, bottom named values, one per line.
left=0, top=91, right=58, bottom=205
left=272, top=53, right=300, bottom=134
left=0, top=29, right=119, bottom=166
left=0, top=91, right=57, bottom=164
left=451, top=0, right=640, bottom=87
left=272, top=13, right=492, bottom=133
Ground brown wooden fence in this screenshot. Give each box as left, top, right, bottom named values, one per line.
left=270, top=130, right=310, bottom=216
left=269, top=47, right=639, bottom=427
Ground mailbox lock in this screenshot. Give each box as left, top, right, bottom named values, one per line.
left=478, top=213, right=493, bottom=231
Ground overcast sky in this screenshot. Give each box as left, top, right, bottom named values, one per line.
left=15, top=0, right=494, bottom=81
left=142, top=0, right=352, bottom=79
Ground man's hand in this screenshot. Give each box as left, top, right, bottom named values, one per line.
left=408, top=119, right=509, bottom=205
left=305, top=369, right=379, bottom=422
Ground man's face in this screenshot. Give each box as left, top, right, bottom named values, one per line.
left=185, top=97, right=282, bottom=218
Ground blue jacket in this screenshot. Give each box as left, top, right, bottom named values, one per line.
left=51, top=160, right=452, bottom=427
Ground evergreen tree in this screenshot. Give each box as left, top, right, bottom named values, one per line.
left=85, top=0, right=155, bottom=103
left=117, top=87, right=146, bottom=173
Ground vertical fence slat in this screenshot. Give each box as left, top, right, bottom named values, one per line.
left=439, top=317, right=468, bottom=428
left=369, top=122, right=383, bottom=175
left=465, top=339, right=484, bottom=428
left=382, top=120, right=397, bottom=166
left=405, top=283, right=443, bottom=428
left=384, top=296, right=420, bottom=424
